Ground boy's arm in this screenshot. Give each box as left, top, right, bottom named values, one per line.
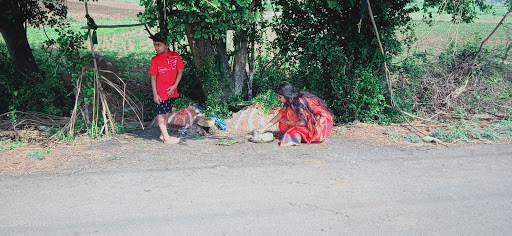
left=151, top=75, right=161, bottom=104
left=167, top=69, right=183, bottom=96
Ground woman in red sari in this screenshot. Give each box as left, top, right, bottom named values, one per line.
left=256, top=81, right=333, bottom=146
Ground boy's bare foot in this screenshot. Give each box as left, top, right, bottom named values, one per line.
left=163, top=136, right=180, bottom=144
left=159, top=135, right=164, bottom=141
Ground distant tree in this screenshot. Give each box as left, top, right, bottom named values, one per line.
left=0, top=0, right=68, bottom=82
left=422, top=0, right=492, bottom=23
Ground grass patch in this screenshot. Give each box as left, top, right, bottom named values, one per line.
left=404, top=133, right=423, bottom=143
left=494, top=119, right=512, bottom=138
left=0, top=140, right=24, bottom=151
left=430, top=119, right=512, bottom=143
left=26, top=149, right=50, bottom=159
left=386, top=129, right=400, bottom=139
left=20, top=19, right=144, bottom=48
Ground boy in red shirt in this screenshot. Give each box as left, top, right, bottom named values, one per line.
left=149, top=33, right=184, bottom=144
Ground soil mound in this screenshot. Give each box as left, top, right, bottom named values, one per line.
left=225, top=104, right=279, bottom=134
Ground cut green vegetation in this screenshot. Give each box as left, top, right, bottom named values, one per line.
left=430, top=119, right=512, bottom=143
left=0, top=140, right=24, bottom=151
left=26, top=149, right=50, bottom=159
left=216, top=139, right=240, bottom=146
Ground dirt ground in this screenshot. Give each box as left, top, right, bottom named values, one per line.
left=66, top=0, right=143, bottom=22
left=1, top=118, right=509, bottom=176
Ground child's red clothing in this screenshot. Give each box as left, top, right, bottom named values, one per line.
left=149, top=51, right=184, bottom=100
left=278, top=97, right=333, bottom=146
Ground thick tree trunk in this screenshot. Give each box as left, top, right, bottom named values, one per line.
left=185, top=22, right=227, bottom=100
left=184, top=22, right=215, bottom=71
left=0, top=22, right=41, bottom=82
left=232, top=30, right=249, bottom=96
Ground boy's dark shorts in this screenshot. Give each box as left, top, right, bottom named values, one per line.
left=155, top=98, right=175, bottom=115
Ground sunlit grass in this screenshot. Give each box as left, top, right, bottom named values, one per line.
left=19, top=19, right=143, bottom=49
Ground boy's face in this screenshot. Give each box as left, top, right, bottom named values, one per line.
left=153, top=41, right=169, bottom=54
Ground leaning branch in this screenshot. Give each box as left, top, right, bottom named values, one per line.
left=471, top=10, right=511, bottom=68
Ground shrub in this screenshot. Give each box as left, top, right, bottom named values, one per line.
left=396, top=42, right=512, bottom=117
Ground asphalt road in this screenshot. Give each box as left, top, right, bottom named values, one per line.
left=1, top=136, right=511, bottom=235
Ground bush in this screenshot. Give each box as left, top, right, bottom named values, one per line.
left=258, top=0, right=415, bottom=123
left=0, top=44, right=17, bottom=114
left=251, top=89, right=281, bottom=113
left=0, top=43, right=74, bottom=116
left=396, top=42, right=512, bottom=117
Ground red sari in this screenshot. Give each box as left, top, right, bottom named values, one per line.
left=278, top=97, right=333, bottom=146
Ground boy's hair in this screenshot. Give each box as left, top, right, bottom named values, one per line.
left=150, top=33, right=168, bottom=45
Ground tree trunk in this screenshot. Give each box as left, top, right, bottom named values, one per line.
left=215, top=38, right=231, bottom=80
left=184, top=22, right=215, bottom=71
left=0, top=22, right=41, bottom=82
left=248, top=36, right=255, bottom=100
left=214, top=38, right=232, bottom=100
left=185, top=22, right=223, bottom=100
left=232, top=30, right=249, bottom=96
left=156, top=0, right=168, bottom=37
left=247, top=0, right=260, bottom=100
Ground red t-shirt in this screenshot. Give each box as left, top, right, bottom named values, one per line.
left=149, top=51, right=185, bottom=100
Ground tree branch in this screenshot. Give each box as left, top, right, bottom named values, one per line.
left=471, top=10, right=511, bottom=67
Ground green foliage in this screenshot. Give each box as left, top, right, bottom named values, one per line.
left=0, top=11, right=90, bottom=116
left=0, top=140, right=24, bottom=151
left=0, top=0, right=68, bottom=29
left=174, top=44, right=208, bottom=102
left=26, top=149, right=47, bottom=159
left=216, top=139, right=240, bottom=146
left=251, top=89, right=281, bottom=113
left=394, top=54, right=429, bottom=113
left=422, top=0, right=492, bottom=23
left=332, top=66, right=396, bottom=123
left=115, top=123, right=137, bottom=134
left=431, top=127, right=468, bottom=143
left=263, top=0, right=415, bottom=123
left=173, top=95, right=196, bottom=110
left=396, top=41, right=512, bottom=116
left=431, top=119, right=509, bottom=143
left=189, top=55, right=235, bottom=119
left=404, top=133, right=423, bottom=143
left=0, top=43, right=76, bottom=115
left=139, top=0, right=264, bottom=44
left=108, top=156, right=126, bottom=161
left=386, top=129, right=400, bottom=139
left=0, top=45, right=18, bottom=114
left=472, top=127, right=500, bottom=141
left=494, top=119, right=512, bottom=138
left=251, top=52, right=288, bottom=96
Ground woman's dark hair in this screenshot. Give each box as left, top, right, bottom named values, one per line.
left=274, top=81, right=332, bottom=130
